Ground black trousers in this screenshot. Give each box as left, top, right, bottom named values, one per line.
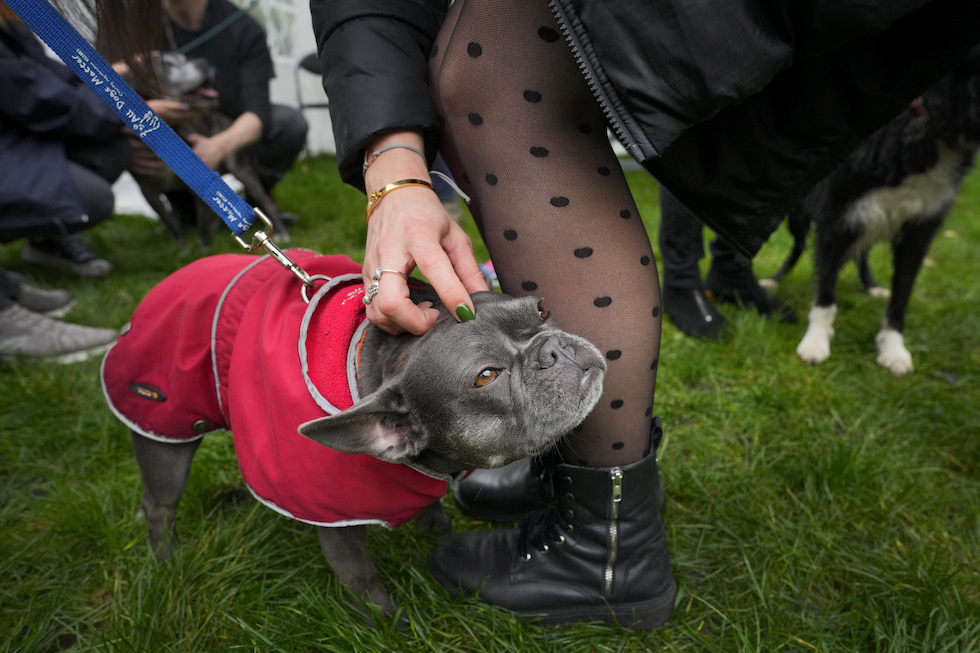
left=0, top=132, right=130, bottom=244
left=64, top=132, right=132, bottom=228
left=252, top=104, right=309, bottom=192
left=658, top=187, right=749, bottom=289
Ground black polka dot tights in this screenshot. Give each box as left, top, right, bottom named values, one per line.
left=430, top=0, right=661, bottom=467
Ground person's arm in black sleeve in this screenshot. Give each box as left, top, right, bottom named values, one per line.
left=311, top=0, right=448, bottom=191
left=188, top=18, right=273, bottom=171
left=234, top=17, right=274, bottom=131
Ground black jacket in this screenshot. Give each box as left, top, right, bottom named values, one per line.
left=312, top=0, right=980, bottom=256
left=312, top=0, right=447, bottom=188
left=0, top=21, right=122, bottom=241
left=164, top=0, right=276, bottom=129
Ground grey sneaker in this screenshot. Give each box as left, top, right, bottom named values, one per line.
left=8, top=274, right=75, bottom=317
left=22, top=234, right=113, bottom=278
left=0, top=304, right=117, bottom=363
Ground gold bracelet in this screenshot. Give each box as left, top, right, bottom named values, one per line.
left=365, top=179, right=434, bottom=224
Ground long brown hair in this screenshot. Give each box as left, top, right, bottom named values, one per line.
left=0, top=1, right=23, bottom=24
left=2, top=0, right=163, bottom=86
left=77, top=0, right=164, bottom=84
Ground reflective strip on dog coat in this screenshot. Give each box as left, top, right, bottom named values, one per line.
left=101, top=251, right=449, bottom=528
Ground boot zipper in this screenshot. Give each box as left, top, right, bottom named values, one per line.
left=694, top=291, right=715, bottom=323
left=603, top=467, right=624, bottom=595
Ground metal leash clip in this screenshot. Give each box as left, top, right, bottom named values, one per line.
left=234, top=209, right=327, bottom=303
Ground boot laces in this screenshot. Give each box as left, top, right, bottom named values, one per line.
left=519, top=504, right=568, bottom=561
left=518, top=452, right=567, bottom=560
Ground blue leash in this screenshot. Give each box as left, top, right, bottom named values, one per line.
left=6, top=0, right=316, bottom=294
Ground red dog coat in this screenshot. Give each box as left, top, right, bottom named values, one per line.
left=101, top=251, right=449, bottom=528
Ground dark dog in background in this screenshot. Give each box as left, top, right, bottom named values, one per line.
left=763, top=50, right=980, bottom=375
left=129, top=52, right=290, bottom=246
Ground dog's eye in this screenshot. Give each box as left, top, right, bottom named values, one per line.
left=537, top=301, right=550, bottom=320
left=474, top=368, right=499, bottom=387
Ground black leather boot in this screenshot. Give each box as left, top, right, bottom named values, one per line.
left=453, top=453, right=554, bottom=523
left=662, top=285, right=730, bottom=340
left=706, top=259, right=798, bottom=323
left=430, top=420, right=676, bottom=628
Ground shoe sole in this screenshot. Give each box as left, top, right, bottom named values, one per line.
left=1, top=340, right=114, bottom=365
left=665, top=310, right=731, bottom=340
left=527, top=580, right=677, bottom=629
left=22, top=248, right=112, bottom=278
left=51, top=341, right=114, bottom=364
left=430, top=562, right=677, bottom=630
left=41, top=298, right=77, bottom=319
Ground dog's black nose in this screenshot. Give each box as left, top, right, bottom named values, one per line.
left=534, top=336, right=574, bottom=369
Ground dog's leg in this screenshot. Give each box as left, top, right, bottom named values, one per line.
left=136, top=178, right=186, bottom=241
left=246, top=180, right=291, bottom=244
left=797, top=303, right=838, bottom=365
left=797, top=223, right=851, bottom=365
left=857, top=249, right=889, bottom=297
left=876, top=213, right=945, bottom=375
left=412, top=500, right=451, bottom=536
left=763, top=205, right=811, bottom=289
left=130, top=430, right=202, bottom=560
left=193, top=196, right=215, bottom=250
left=226, top=155, right=291, bottom=244
left=317, top=525, right=395, bottom=616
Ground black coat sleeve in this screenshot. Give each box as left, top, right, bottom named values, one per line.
left=311, top=0, right=448, bottom=191
left=227, top=18, right=274, bottom=129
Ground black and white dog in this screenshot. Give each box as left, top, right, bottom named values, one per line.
left=764, top=50, right=980, bottom=375
left=130, top=52, right=290, bottom=246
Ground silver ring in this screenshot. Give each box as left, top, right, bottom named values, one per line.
left=373, top=267, right=409, bottom=282
left=362, top=281, right=380, bottom=305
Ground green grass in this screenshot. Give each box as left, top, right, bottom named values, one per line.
left=2, top=155, right=979, bottom=652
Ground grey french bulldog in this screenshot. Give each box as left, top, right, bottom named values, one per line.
left=113, top=268, right=606, bottom=616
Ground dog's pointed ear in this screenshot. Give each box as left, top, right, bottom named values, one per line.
left=298, top=386, right=427, bottom=464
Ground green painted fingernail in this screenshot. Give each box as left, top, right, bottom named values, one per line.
left=456, top=304, right=475, bottom=322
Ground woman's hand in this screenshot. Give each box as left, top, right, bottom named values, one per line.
left=147, top=99, right=199, bottom=125
left=125, top=130, right=165, bottom=176
left=187, top=112, right=263, bottom=170
left=185, top=132, right=228, bottom=171
left=362, top=132, right=488, bottom=335
left=125, top=99, right=199, bottom=176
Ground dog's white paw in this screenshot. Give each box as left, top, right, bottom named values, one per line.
left=866, top=286, right=891, bottom=299
left=797, top=331, right=832, bottom=365
left=758, top=277, right=778, bottom=291
left=876, top=328, right=914, bottom=375
left=797, top=304, right=837, bottom=366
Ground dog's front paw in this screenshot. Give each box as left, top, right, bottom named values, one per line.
left=797, top=305, right=836, bottom=366
left=876, top=328, right=914, bottom=376
left=413, top=501, right=452, bottom=536
left=797, top=332, right=831, bottom=365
